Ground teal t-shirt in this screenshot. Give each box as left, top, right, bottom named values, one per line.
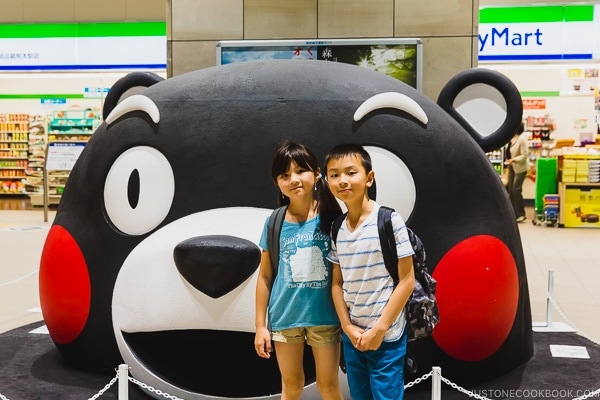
left=259, top=214, right=340, bottom=331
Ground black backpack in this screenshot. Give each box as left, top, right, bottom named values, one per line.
left=267, top=206, right=288, bottom=277
left=331, top=206, right=439, bottom=343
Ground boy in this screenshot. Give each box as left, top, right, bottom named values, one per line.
left=324, top=143, right=415, bottom=400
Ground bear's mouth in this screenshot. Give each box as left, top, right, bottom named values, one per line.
left=123, top=329, right=316, bottom=398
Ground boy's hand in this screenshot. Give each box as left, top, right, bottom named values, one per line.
left=254, top=327, right=272, bottom=359
left=344, top=324, right=365, bottom=349
left=356, top=328, right=385, bottom=351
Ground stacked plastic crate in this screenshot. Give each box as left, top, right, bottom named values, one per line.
left=534, top=157, right=558, bottom=224
left=543, top=194, right=559, bottom=224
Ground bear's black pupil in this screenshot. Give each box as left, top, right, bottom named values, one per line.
left=128, top=169, right=140, bottom=209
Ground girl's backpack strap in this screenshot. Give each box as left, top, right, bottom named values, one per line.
left=267, top=206, right=287, bottom=279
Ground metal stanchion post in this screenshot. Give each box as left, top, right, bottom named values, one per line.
left=431, top=366, right=441, bottom=400
left=118, top=364, right=129, bottom=400
left=546, top=269, right=554, bottom=328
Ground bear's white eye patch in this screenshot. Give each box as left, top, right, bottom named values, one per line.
left=453, top=83, right=506, bottom=139
left=365, top=146, right=416, bottom=220
left=104, top=146, right=174, bottom=235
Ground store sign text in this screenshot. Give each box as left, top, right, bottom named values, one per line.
left=478, top=27, right=543, bottom=52
left=522, top=99, right=546, bottom=110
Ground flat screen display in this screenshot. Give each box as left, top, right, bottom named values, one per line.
left=216, top=38, right=422, bottom=91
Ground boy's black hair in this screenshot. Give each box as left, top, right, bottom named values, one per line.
left=271, top=139, right=342, bottom=233
left=324, top=142, right=373, bottom=174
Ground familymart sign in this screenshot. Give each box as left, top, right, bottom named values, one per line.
left=0, top=21, right=166, bottom=71
left=479, top=5, right=600, bottom=61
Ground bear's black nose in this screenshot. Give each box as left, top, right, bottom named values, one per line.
left=173, top=235, right=261, bottom=298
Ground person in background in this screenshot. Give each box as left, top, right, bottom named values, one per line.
left=254, top=140, right=344, bottom=400
left=506, top=122, right=529, bottom=222
left=325, top=143, right=415, bottom=400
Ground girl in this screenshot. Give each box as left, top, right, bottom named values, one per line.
left=255, top=140, right=343, bottom=400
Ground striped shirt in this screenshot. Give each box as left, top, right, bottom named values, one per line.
left=327, top=203, right=414, bottom=342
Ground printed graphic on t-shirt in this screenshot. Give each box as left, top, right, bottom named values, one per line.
left=290, top=246, right=327, bottom=282
left=281, top=228, right=330, bottom=289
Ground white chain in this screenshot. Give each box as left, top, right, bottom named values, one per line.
left=86, top=375, right=118, bottom=400
left=404, top=370, right=432, bottom=389
left=572, top=387, right=600, bottom=400
left=1, top=365, right=599, bottom=400
left=0, top=374, right=118, bottom=400
left=440, top=375, right=495, bottom=400
left=128, top=376, right=185, bottom=400
left=548, top=294, right=600, bottom=346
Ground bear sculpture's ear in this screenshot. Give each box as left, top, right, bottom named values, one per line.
left=102, top=72, right=165, bottom=121
left=437, top=68, right=523, bottom=153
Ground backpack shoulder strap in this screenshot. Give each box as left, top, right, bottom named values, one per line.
left=267, top=206, right=287, bottom=278
left=330, top=212, right=348, bottom=245
left=378, top=206, right=399, bottom=285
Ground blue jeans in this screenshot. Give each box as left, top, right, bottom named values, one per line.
left=342, top=329, right=408, bottom=400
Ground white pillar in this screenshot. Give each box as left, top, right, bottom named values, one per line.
left=546, top=269, right=554, bottom=327
left=431, top=366, right=441, bottom=400
left=118, top=364, right=129, bottom=400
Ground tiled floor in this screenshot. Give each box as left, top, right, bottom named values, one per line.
left=1, top=197, right=599, bottom=345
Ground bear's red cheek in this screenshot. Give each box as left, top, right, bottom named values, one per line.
left=39, top=225, right=91, bottom=344
left=432, top=235, right=519, bottom=361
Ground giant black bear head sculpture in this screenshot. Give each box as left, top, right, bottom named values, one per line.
left=39, top=60, right=532, bottom=399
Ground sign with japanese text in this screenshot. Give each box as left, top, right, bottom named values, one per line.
left=0, top=22, right=166, bottom=71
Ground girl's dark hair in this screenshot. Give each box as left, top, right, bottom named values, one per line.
left=271, top=140, right=342, bottom=233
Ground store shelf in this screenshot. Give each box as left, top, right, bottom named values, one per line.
left=29, top=193, right=61, bottom=206
left=47, top=110, right=100, bottom=142
left=24, top=115, right=48, bottom=201
left=0, top=114, right=29, bottom=194
left=486, top=148, right=505, bottom=175
left=556, top=149, right=600, bottom=228
left=22, top=110, right=100, bottom=206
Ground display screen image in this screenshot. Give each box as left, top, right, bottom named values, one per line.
left=216, top=39, right=422, bottom=91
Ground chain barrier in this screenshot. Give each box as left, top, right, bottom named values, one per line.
left=439, top=375, right=495, bottom=400
left=86, top=373, right=118, bottom=400
left=547, top=294, right=600, bottom=346
left=572, top=387, right=600, bottom=400
left=404, top=370, right=432, bottom=389
left=0, top=371, right=118, bottom=400
left=1, top=364, right=599, bottom=400
left=127, top=376, right=184, bottom=400
left=1, top=282, right=599, bottom=400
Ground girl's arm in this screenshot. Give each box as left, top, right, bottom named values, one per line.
left=254, top=250, right=273, bottom=359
